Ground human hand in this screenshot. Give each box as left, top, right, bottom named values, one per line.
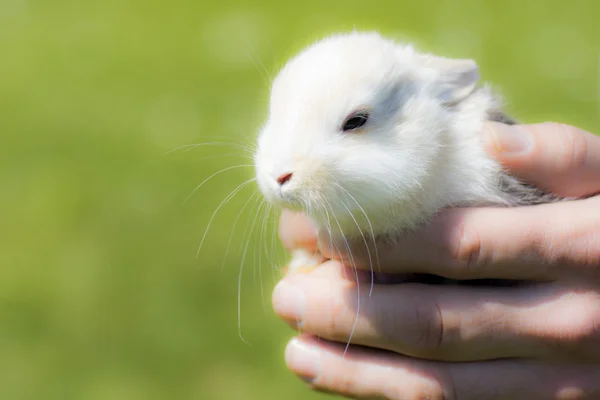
left=273, top=122, right=600, bottom=399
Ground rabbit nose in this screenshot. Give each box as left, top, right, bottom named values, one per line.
left=276, top=172, right=293, bottom=186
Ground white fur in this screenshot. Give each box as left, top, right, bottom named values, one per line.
left=254, top=32, right=534, bottom=255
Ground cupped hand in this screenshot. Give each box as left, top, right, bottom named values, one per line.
left=273, top=122, right=600, bottom=399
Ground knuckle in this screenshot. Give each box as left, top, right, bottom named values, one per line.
left=545, top=122, right=588, bottom=175
left=370, top=287, right=447, bottom=356
left=403, top=299, right=446, bottom=353
left=448, top=219, right=482, bottom=279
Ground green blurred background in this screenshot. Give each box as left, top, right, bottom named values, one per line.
left=0, top=0, right=599, bottom=399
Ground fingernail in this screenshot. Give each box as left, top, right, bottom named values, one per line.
left=488, top=122, right=533, bottom=155
left=272, top=280, right=305, bottom=326
left=285, top=338, right=321, bottom=383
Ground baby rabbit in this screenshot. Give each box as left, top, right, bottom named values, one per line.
left=254, top=31, right=558, bottom=273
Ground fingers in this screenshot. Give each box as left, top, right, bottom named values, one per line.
left=484, top=122, right=600, bottom=198
left=285, top=335, right=600, bottom=400
left=320, top=196, right=600, bottom=281
left=282, top=197, right=600, bottom=281
left=272, top=262, right=600, bottom=362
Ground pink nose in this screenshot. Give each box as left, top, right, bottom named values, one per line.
left=276, top=172, right=293, bottom=186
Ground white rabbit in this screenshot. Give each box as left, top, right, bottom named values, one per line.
left=254, top=31, right=558, bottom=273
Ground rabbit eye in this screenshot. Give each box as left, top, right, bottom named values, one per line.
left=342, top=112, right=369, bottom=131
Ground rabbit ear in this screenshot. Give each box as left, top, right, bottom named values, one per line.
left=418, top=54, right=480, bottom=104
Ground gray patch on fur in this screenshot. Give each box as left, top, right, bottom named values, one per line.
left=486, top=110, right=563, bottom=206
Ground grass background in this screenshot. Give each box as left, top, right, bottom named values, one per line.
left=0, top=0, right=599, bottom=399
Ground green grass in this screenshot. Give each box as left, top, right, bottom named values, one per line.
left=0, top=0, right=598, bottom=399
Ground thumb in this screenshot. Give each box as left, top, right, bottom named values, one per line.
left=483, top=122, right=600, bottom=198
